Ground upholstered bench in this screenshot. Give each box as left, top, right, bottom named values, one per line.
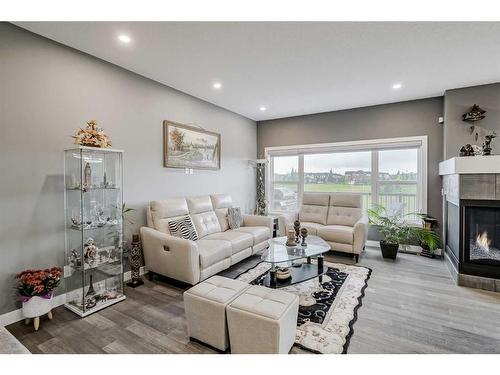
left=184, top=276, right=250, bottom=351
left=226, top=285, right=299, bottom=354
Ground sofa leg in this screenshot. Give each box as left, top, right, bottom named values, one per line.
left=354, top=254, right=359, bottom=263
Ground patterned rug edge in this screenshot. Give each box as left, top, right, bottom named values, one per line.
left=341, top=266, right=372, bottom=354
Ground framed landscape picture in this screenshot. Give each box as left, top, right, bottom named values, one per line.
left=163, top=121, right=221, bottom=170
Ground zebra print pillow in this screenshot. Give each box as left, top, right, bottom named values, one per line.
left=168, top=215, right=199, bottom=241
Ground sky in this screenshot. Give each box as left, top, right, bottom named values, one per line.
left=273, top=149, right=418, bottom=175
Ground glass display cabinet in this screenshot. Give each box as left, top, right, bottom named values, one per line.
left=64, top=146, right=126, bottom=317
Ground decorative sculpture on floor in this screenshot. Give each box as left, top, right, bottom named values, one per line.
left=127, top=233, right=144, bottom=288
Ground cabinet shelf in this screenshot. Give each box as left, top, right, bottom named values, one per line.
left=66, top=187, right=120, bottom=192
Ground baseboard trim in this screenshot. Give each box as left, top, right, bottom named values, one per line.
left=0, top=267, right=147, bottom=327
left=123, top=266, right=146, bottom=282
left=366, top=240, right=443, bottom=256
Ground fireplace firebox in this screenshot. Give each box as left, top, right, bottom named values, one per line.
left=462, top=201, right=500, bottom=279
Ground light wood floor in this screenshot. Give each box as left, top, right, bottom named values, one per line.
left=7, top=247, right=500, bottom=354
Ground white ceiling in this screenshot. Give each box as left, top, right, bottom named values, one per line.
left=15, top=22, right=500, bottom=121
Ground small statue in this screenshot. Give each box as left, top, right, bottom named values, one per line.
left=286, top=229, right=297, bottom=247
left=300, top=227, right=308, bottom=247
left=483, top=132, right=497, bottom=156
left=459, top=144, right=475, bottom=157
left=294, top=220, right=301, bottom=242
left=83, top=237, right=98, bottom=266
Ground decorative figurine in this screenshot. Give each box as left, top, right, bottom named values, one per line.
left=84, top=162, right=92, bottom=189
left=459, top=144, right=475, bottom=157
left=294, top=220, right=301, bottom=242
left=127, top=233, right=144, bottom=288
left=286, top=229, right=297, bottom=247
left=83, top=237, right=98, bottom=267
left=483, top=131, right=497, bottom=156
left=300, top=227, right=308, bottom=247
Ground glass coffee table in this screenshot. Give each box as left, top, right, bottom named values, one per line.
left=260, top=235, right=331, bottom=288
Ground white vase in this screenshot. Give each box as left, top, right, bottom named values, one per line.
left=22, top=295, right=53, bottom=318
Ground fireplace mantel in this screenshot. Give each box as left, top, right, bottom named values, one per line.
left=439, top=155, right=500, bottom=175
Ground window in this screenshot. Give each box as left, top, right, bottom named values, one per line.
left=304, top=151, right=372, bottom=209
left=266, top=137, right=427, bottom=222
left=378, top=148, right=419, bottom=219
left=270, top=155, right=299, bottom=212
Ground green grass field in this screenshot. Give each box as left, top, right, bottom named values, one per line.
left=275, top=182, right=416, bottom=194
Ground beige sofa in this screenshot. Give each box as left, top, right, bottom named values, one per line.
left=278, top=193, right=368, bottom=262
left=141, top=194, right=273, bottom=285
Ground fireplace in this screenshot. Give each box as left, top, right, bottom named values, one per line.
left=462, top=201, right=500, bottom=279
left=441, top=165, right=500, bottom=291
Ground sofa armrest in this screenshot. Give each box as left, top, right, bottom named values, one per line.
left=242, top=214, right=274, bottom=235
left=277, top=212, right=298, bottom=236
left=353, top=215, right=368, bottom=254
left=140, top=227, right=201, bottom=285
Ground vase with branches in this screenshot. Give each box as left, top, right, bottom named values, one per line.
left=367, top=204, right=440, bottom=259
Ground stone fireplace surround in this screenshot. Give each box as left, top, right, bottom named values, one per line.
left=440, top=155, right=500, bottom=292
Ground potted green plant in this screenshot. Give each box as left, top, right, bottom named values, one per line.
left=368, top=204, right=440, bottom=260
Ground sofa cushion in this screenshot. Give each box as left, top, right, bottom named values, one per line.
left=191, top=211, right=222, bottom=238
left=210, top=194, right=233, bottom=209
left=187, top=195, right=214, bottom=214
left=302, top=193, right=330, bottom=206
left=196, top=240, right=232, bottom=268
left=299, top=205, right=328, bottom=225
left=317, top=225, right=354, bottom=245
left=205, top=230, right=253, bottom=254
left=327, top=206, right=362, bottom=226
left=330, top=193, right=362, bottom=208
left=150, top=198, right=189, bottom=231
left=234, top=226, right=270, bottom=245
left=214, top=208, right=230, bottom=231
left=286, top=221, right=324, bottom=236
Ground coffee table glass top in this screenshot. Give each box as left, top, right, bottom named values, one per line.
left=261, top=235, right=330, bottom=265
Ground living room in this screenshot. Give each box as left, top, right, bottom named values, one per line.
left=1, top=1, right=500, bottom=373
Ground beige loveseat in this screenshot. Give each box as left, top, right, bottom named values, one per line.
left=141, top=194, right=273, bottom=285
left=278, top=193, right=368, bottom=262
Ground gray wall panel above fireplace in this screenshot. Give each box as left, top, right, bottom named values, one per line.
left=460, top=175, right=496, bottom=200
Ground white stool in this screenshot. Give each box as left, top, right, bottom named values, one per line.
left=226, top=285, right=299, bottom=354
left=184, top=276, right=249, bottom=351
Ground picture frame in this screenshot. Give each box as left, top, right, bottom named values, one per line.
left=163, top=120, right=221, bottom=170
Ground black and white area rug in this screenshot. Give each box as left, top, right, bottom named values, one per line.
left=234, top=261, right=371, bottom=354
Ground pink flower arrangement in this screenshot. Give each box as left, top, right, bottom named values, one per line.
left=16, top=267, right=62, bottom=301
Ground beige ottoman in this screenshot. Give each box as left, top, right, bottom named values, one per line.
left=226, top=285, right=299, bottom=354
left=184, top=276, right=250, bottom=351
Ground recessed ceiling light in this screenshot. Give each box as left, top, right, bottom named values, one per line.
left=392, top=83, right=403, bottom=90
left=259, top=106, right=267, bottom=112
left=118, top=35, right=131, bottom=44
left=213, top=82, right=222, bottom=89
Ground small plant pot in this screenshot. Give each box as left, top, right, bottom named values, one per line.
left=22, top=295, right=53, bottom=318
left=380, top=241, right=399, bottom=259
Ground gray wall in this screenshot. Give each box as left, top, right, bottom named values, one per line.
left=0, top=23, right=257, bottom=315
left=444, top=82, right=500, bottom=159
left=257, top=97, right=444, bottom=240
